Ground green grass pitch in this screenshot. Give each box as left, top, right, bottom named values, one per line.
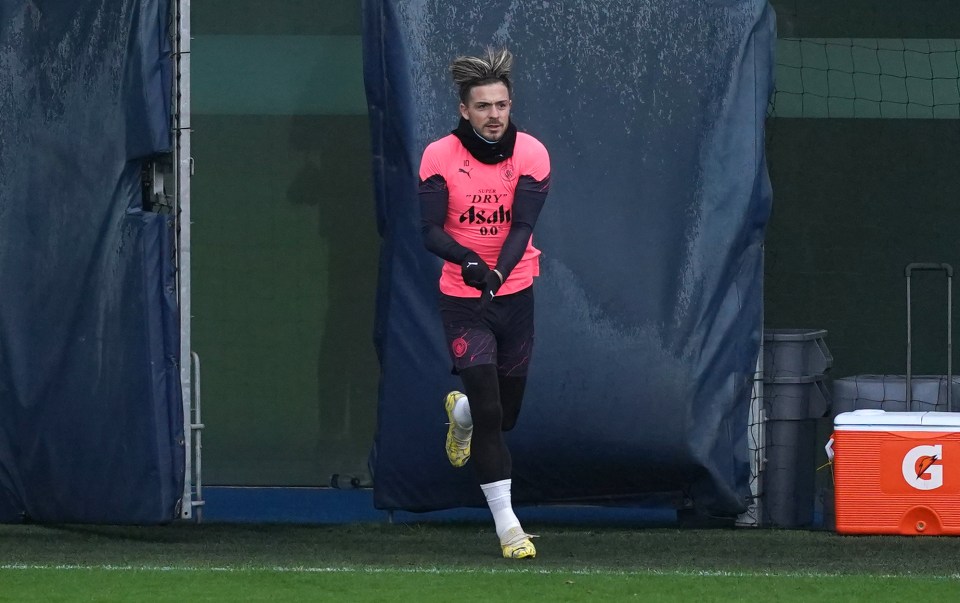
left=1, top=522, right=958, bottom=601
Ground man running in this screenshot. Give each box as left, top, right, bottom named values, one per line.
left=417, top=47, right=551, bottom=559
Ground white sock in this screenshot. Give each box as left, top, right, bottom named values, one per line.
left=451, top=395, right=473, bottom=440
left=480, top=479, right=523, bottom=543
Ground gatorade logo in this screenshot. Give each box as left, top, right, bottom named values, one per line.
left=902, top=445, right=943, bottom=490
left=880, top=439, right=958, bottom=494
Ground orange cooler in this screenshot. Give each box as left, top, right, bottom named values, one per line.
left=832, top=409, right=960, bottom=535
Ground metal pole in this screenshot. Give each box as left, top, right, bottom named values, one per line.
left=192, top=351, right=205, bottom=521
left=906, top=270, right=913, bottom=412
left=174, top=0, right=197, bottom=519
left=948, top=272, right=953, bottom=412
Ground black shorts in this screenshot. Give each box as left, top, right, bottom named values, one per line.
left=438, top=286, right=534, bottom=377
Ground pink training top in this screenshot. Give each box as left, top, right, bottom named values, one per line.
left=419, top=131, right=550, bottom=297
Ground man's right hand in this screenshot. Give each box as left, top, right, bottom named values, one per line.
left=461, top=252, right=489, bottom=289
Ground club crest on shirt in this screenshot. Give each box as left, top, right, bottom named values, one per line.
left=499, top=160, right=515, bottom=181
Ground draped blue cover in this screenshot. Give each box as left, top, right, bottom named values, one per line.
left=0, top=0, right=183, bottom=523
left=365, top=0, right=774, bottom=516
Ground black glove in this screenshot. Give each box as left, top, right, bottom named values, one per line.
left=460, top=252, right=489, bottom=289
left=477, top=269, right=504, bottom=312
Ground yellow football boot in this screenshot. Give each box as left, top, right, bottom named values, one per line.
left=500, top=527, right=537, bottom=559
left=444, top=391, right=471, bottom=467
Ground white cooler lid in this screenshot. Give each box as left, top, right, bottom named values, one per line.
left=835, top=409, right=960, bottom=428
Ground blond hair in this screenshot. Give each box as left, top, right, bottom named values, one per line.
left=450, top=47, right=513, bottom=103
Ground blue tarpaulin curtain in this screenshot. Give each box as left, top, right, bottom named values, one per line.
left=363, top=0, right=775, bottom=516
left=0, top=0, right=183, bottom=523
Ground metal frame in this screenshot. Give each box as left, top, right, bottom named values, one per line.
left=737, top=249, right=766, bottom=528
left=737, top=341, right=765, bottom=527
left=172, top=0, right=203, bottom=520
left=905, top=262, right=953, bottom=412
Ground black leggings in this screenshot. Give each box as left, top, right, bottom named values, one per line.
left=458, top=364, right=527, bottom=484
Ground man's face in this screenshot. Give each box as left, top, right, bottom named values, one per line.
left=459, top=82, right=512, bottom=141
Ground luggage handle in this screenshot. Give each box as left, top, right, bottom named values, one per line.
left=905, top=263, right=953, bottom=412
